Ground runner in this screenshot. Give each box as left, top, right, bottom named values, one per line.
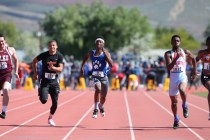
left=0, top=34, right=19, bottom=119
left=196, top=36, right=210, bottom=120
left=80, top=36, right=113, bottom=118
left=32, top=40, right=64, bottom=126
left=164, top=35, right=197, bottom=129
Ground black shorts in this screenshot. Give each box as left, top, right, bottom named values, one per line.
left=38, top=79, right=60, bottom=101
left=201, top=73, right=210, bottom=86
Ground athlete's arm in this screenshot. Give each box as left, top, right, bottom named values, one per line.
left=80, top=51, right=91, bottom=76
left=164, top=51, right=179, bottom=71
left=32, top=57, right=39, bottom=80
left=48, top=63, right=64, bottom=73
left=9, top=47, right=19, bottom=80
left=102, top=48, right=113, bottom=68
left=185, top=49, right=197, bottom=79
left=195, top=50, right=204, bottom=62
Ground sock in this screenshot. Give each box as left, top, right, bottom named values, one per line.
left=2, top=105, right=7, bottom=113
left=98, top=103, right=103, bottom=109
left=48, top=113, right=53, bottom=120
left=94, top=102, right=99, bottom=110
left=182, top=102, right=187, bottom=109
left=174, top=114, right=179, bottom=122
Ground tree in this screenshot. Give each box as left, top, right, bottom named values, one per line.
left=42, top=1, right=152, bottom=60
left=154, top=27, right=200, bottom=52
left=0, top=21, right=18, bottom=47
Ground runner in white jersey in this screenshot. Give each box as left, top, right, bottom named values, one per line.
left=164, top=35, right=197, bottom=129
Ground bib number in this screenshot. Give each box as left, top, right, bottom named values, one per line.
left=45, top=73, right=56, bottom=79
left=204, top=63, right=210, bottom=70
left=0, top=62, right=7, bottom=70
left=92, top=71, right=104, bottom=77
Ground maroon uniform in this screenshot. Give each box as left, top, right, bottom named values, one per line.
left=0, top=47, right=13, bottom=90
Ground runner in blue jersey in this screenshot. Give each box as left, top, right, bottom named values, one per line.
left=80, top=36, right=113, bottom=118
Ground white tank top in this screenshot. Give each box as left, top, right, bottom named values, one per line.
left=170, top=49, right=186, bottom=80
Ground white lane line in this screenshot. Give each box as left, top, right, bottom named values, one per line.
left=162, top=91, right=209, bottom=113
left=0, top=91, right=87, bottom=137
left=8, top=101, right=39, bottom=112
left=123, top=90, right=136, bottom=140
left=144, top=92, right=205, bottom=140
left=62, top=105, right=93, bottom=140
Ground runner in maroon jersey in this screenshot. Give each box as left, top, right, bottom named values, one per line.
left=0, top=34, right=19, bottom=119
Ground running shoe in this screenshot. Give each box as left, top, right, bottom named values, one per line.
left=173, top=120, right=179, bottom=129
left=99, top=107, right=105, bottom=117
left=92, top=109, right=98, bottom=119
left=0, top=112, right=6, bottom=119
left=48, top=119, right=56, bottom=126
left=183, top=107, right=189, bottom=118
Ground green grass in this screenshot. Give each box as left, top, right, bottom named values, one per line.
left=192, top=92, right=208, bottom=98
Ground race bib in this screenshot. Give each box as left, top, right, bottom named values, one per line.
left=45, top=73, right=56, bottom=79
left=92, top=71, right=104, bottom=77
left=0, top=62, right=7, bottom=69
left=171, top=65, right=184, bottom=73
left=203, top=63, right=210, bottom=70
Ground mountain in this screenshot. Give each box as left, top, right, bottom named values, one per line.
left=0, top=0, right=210, bottom=41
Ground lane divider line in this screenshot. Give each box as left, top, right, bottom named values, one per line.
left=144, top=92, right=205, bottom=140
left=62, top=105, right=93, bottom=140
left=123, top=90, right=136, bottom=140
left=0, top=91, right=87, bottom=137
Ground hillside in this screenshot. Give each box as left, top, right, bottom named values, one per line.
left=0, top=0, right=210, bottom=41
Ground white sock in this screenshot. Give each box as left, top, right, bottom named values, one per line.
left=94, top=102, right=99, bottom=110
left=2, top=105, right=7, bottom=112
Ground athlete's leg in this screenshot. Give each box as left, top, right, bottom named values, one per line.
left=49, top=84, right=60, bottom=115
left=178, top=82, right=188, bottom=105
left=204, top=81, right=210, bottom=114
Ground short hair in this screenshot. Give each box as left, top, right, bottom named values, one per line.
left=206, top=36, right=210, bottom=43
left=0, top=34, right=5, bottom=39
left=48, top=40, right=57, bottom=45
left=171, top=35, right=181, bottom=41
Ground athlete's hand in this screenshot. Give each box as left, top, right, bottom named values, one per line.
left=15, top=73, right=20, bottom=82
left=33, top=73, right=38, bottom=80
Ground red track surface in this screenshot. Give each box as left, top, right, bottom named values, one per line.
left=0, top=87, right=209, bottom=140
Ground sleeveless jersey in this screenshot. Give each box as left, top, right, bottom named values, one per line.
left=170, top=49, right=187, bottom=81
left=201, top=53, right=210, bottom=71
left=0, top=47, right=13, bottom=74
left=90, top=50, right=110, bottom=77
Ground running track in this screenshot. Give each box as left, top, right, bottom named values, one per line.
left=0, top=87, right=210, bottom=140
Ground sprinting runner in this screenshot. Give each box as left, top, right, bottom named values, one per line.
left=32, top=40, right=64, bottom=126
left=0, top=34, right=19, bottom=119
left=196, top=36, right=210, bottom=120
left=164, top=35, right=197, bottom=129
left=80, top=36, right=113, bottom=118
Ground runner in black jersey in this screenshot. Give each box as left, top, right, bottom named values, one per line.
left=32, top=40, right=64, bottom=126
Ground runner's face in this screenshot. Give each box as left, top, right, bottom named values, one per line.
left=171, top=37, right=181, bottom=48
left=0, top=37, right=5, bottom=48
left=48, top=42, right=57, bottom=53
left=95, top=40, right=104, bottom=50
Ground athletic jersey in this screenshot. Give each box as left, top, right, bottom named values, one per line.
left=0, top=46, right=13, bottom=74
left=37, top=51, right=63, bottom=80
left=90, top=50, right=110, bottom=77
left=200, top=53, right=210, bottom=72
left=169, top=49, right=187, bottom=81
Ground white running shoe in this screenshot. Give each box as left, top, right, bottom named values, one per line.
left=48, top=119, right=56, bottom=126
left=99, top=107, right=105, bottom=117
left=92, top=109, right=98, bottom=119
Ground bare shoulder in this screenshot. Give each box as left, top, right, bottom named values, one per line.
left=164, top=50, right=171, bottom=56
left=8, top=47, right=16, bottom=55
